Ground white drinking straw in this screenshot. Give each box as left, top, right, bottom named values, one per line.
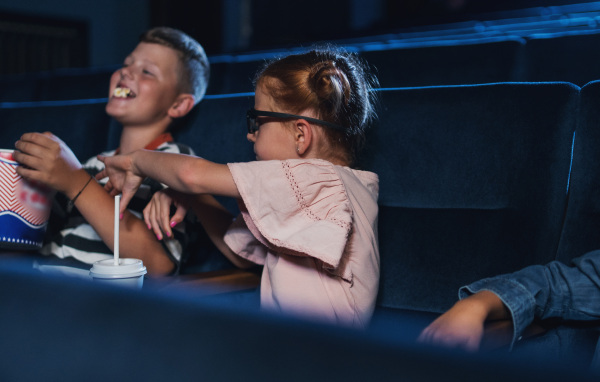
left=114, top=194, right=121, bottom=266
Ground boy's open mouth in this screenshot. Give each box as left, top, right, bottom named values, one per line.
left=113, top=87, right=137, bottom=98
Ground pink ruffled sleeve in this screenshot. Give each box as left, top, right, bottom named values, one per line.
left=226, top=159, right=353, bottom=270
left=223, top=212, right=267, bottom=265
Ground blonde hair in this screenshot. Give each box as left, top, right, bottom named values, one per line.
left=140, top=27, right=210, bottom=104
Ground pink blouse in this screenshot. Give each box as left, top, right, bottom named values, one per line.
left=224, top=159, right=379, bottom=328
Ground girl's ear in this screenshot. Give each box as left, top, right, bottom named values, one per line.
left=168, top=94, right=195, bottom=119
left=294, top=119, right=312, bottom=155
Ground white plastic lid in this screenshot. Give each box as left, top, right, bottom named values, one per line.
left=89, top=258, right=147, bottom=279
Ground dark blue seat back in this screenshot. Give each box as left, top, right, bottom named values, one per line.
left=173, top=93, right=255, bottom=226
left=360, top=37, right=525, bottom=88
left=206, top=60, right=264, bottom=95
left=362, top=83, right=579, bottom=313
left=0, top=74, right=38, bottom=102
left=523, top=32, right=600, bottom=85
left=0, top=258, right=593, bottom=381
left=0, top=100, right=111, bottom=161
left=37, top=69, right=114, bottom=101
left=0, top=67, right=116, bottom=102
left=173, top=93, right=255, bottom=165
left=556, top=80, right=600, bottom=262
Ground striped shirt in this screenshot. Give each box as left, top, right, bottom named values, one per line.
left=40, top=135, right=194, bottom=274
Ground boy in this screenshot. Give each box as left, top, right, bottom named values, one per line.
left=13, top=27, right=210, bottom=276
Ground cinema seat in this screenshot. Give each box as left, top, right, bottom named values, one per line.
left=359, top=37, right=526, bottom=88
left=0, top=74, right=38, bottom=102
left=0, top=257, right=594, bottom=382
left=523, top=32, right=600, bottom=85
left=361, top=82, right=579, bottom=314
left=0, top=99, right=111, bottom=161
left=173, top=93, right=255, bottom=166
left=36, top=67, right=115, bottom=101
left=556, top=80, right=600, bottom=262
left=171, top=93, right=256, bottom=273
left=0, top=67, right=115, bottom=103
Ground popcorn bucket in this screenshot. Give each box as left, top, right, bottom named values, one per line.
left=0, top=149, right=52, bottom=249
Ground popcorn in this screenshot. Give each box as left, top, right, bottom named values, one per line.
left=113, top=87, right=135, bottom=98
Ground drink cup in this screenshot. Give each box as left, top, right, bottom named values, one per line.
left=0, top=149, right=53, bottom=250
left=89, top=258, right=147, bottom=289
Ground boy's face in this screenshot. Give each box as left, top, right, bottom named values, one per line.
left=106, top=42, right=183, bottom=127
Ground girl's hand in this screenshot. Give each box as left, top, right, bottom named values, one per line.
left=97, top=153, right=144, bottom=216
left=14, top=132, right=83, bottom=195
left=143, top=189, right=190, bottom=240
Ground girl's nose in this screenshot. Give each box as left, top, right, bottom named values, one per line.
left=247, top=132, right=256, bottom=142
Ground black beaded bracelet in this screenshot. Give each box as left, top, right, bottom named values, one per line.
left=67, top=175, right=94, bottom=209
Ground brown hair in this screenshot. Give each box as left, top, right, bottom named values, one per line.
left=255, top=45, right=378, bottom=166
left=140, top=27, right=210, bottom=104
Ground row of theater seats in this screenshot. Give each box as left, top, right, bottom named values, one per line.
left=3, top=81, right=600, bottom=315
left=3, top=29, right=600, bottom=102
left=209, top=29, right=600, bottom=93
left=1, top=80, right=599, bottom=379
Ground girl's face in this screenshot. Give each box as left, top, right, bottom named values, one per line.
left=247, top=83, right=299, bottom=161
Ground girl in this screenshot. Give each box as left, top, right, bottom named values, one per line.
left=98, top=46, right=380, bottom=328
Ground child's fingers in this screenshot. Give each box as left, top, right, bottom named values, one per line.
left=14, top=166, right=41, bottom=183
left=152, top=203, right=165, bottom=240
left=170, top=205, right=187, bottom=229
left=103, top=179, right=114, bottom=193
left=143, top=193, right=164, bottom=239
left=118, top=191, right=134, bottom=218
left=95, top=169, right=107, bottom=182
left=143, top=202, right=153, bottom=231
left=14, top=139, right=46, bottom=162
left=147, top=200, right=164, bottom=240
left=158, top=194, right=173, bottom=238
left=165, top=205, right=188, bottom=238
left=18, top=132, right=54, bottom=150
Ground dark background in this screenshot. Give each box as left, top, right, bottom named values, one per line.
left=0, top=0, right=598, bottom=74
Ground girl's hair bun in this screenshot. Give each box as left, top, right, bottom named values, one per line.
left=311, top=62, right=352, bottom=112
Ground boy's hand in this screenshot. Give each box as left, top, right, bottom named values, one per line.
left=417, top=291, right=504, bottom=351
left=14, top=132, right=83, bottom=195
left=97, top=153, right=144, bottom=217
left=143, top=189, right=189, bottom=240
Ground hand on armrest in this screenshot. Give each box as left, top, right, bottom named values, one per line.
left=418, top=290, right=509, bottom=351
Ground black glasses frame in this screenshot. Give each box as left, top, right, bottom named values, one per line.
left=246, top=108, right=345, bottom=134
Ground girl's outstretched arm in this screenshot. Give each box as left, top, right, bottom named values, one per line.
left=98, top=150, right=240, bottom=216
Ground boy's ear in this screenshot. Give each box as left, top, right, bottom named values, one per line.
left=168, top=94, right=195, bottom=119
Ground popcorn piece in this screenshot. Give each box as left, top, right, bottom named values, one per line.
left=113, top=87, right=135, bottom=98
